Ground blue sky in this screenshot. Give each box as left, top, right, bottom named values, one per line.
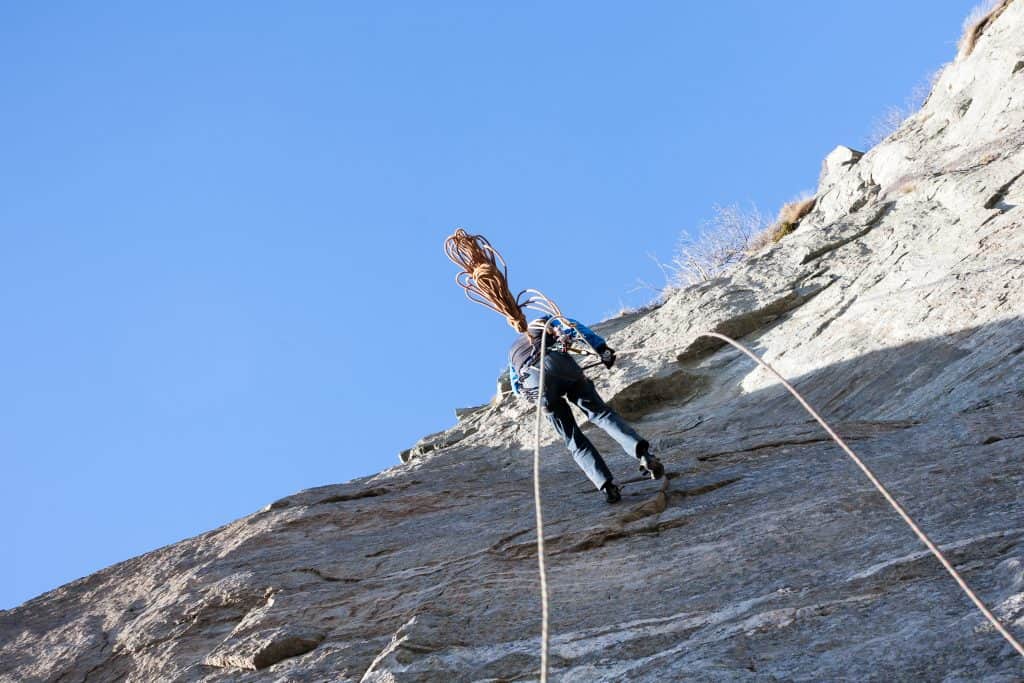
left=1, top=2, right=980, bottom=609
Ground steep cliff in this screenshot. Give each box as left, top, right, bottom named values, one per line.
left=3, top=3, right=1024, bottom=681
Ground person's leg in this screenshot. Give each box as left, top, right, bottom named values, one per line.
left=541, top=390, right=614, bottom=490
left=569, top=378, right=648, bottom=460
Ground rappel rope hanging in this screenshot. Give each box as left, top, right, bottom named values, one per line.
left=531, top=333, right=1024, bottom=679
left=444, top=229, right=598, bottom=683
left=443, top=230, right=1023, bottom=683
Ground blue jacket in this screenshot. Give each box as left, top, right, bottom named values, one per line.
left=508, top=317, right=605, bottom=395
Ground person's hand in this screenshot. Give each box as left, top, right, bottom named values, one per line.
left=600, top=346, right=616, bottom=369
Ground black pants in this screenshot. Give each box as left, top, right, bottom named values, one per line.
left=522, top=351, right=646, bottom=489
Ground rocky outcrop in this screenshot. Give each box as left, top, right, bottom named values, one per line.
left=3, top=3, right=1024, bottom=681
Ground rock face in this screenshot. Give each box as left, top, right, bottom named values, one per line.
left=4, top=5, right=1024, bottom=682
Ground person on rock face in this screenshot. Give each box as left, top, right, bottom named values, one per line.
left=508, top=315, right=664, bottom=504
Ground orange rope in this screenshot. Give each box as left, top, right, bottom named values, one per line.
left=444, top=230, right=589, bottom=351
left=444, top=229, right=531, bottom=333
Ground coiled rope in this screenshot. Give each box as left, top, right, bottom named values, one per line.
left=530, top=331, right=1024, bottom=681
left=446, top=229, right=529, bottom=333
left=444, top=229, right=580, bottom=346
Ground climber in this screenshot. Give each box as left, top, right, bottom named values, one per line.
left=508, top=315, right=663, bottom=504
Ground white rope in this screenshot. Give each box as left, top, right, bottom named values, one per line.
left=531, top=314, right=578, bottom=683
left=532, top=322, right=551, bottom=683
left=698, top=332, right=1024, bottom=659
left=530, top=331, right=1024, bottom=681
left=530, top=312, right=602, bottom=682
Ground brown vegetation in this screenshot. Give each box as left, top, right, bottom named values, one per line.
left=748, top=196, right=817, bottom=252
left=775, top=197, right=816, bottom=234
left=959, top=0, right=1012, bottom=59
left=641, top=195, right=817, bottom=307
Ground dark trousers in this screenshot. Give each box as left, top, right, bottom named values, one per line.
left=522, top=351, right=645, bottom=489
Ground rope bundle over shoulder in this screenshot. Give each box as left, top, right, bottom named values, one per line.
left=444, top=228, right=531, bottom=333
left=444, top=228, right=571, bottom=334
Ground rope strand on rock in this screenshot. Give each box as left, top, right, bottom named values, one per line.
left=530, top=332, right=1023, bottom=680
left=531, top=314, right=574, bottom=683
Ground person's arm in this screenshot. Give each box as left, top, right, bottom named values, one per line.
left=564, top=318, right=616, bottom=368
left=562, top=318, right=606, bottom=351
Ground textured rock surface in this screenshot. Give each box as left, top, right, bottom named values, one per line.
left=3, top=4, right=1024, bottom=682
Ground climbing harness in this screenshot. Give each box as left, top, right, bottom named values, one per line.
left=530, top=332, right=1024, bottom=680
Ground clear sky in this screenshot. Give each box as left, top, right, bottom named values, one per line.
left=1, top=2, right=981, bottom=609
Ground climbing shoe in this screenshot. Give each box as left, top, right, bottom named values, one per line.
left=601, top=481, right=622, bottom=504
left=639, top=453, right=664, bottom=480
